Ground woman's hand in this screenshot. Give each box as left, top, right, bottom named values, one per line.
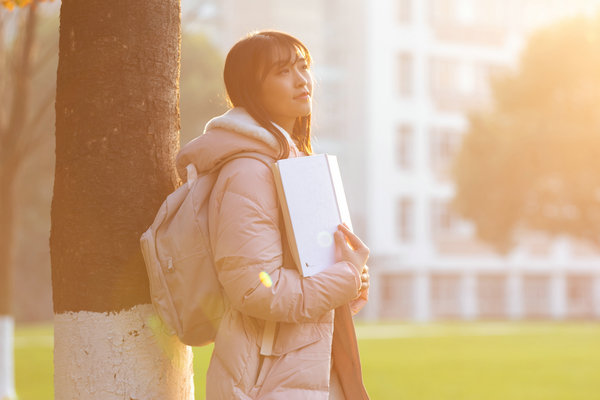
left=334, top=223, right=369, bottom=277
left=359, top=265, right=370, bottom=293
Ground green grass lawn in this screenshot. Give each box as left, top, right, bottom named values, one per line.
left=14, top=322, right=600, bottom=399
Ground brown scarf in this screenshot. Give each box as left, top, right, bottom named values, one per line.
left=332, top=303, right=370, bottom=399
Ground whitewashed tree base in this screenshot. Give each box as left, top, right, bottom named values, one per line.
left=0, top=315, right=16, bottom=400
left=54, top=304, right=194, bottom=399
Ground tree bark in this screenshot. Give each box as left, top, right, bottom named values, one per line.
left=51, top=0, right=192, bottom=397
left=51, top=0, right=181, bottom=313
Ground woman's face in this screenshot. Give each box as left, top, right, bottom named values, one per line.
left=260, top=49, right=313, bottom=132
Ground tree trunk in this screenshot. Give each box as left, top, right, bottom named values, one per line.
left=0, top=316, right=15, bottom=400
left=50, top=0, right=192, bottom=397
left=0, top=167, right=16, bottom=329
left=0, top=171, right=16, bottom=398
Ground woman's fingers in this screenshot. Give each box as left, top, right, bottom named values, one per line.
left=334, top=230, right=350, bottom=255
left=338, top=224, right=368, bottom=251
left=334, top=230, right=345, bottom=245
left=360, top=275, right=370, bottom=291
left=335, top=225, right=370, bottom=275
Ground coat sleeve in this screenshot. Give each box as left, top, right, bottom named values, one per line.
left=208, top=158, right=362, bottom=323
left=350, top=288, right=368, bottom=316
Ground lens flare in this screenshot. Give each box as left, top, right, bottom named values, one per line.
left=259, top=271, right=273, bottom=288
left=317, top=231, right=333, bottom=247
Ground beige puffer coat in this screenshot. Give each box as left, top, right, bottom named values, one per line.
left=176, top=108, right=369, bottom=400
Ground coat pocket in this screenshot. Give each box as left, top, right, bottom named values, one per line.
left=271, top=319, right=330, bottom=356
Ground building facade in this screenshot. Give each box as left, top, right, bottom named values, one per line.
left=362, top=0, right=600, bottom=321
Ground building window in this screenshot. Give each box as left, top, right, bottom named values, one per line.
left=317, top=81, right=345, bottom=138
left=430, top=127, right=462, bottom=174
left=429, top=0, right=455, bottom=25
left=430, top=58, right=493, bottom=111
left=456, top=0, right=475, bottom=24
left=430, top=199, right=458, bottom=238
left=380, top=273, right=413, bottom=319
left=523, top=275, right=551, bottom=318
left=397, top=53, right=413, bottom=97
left=430, top=57, right=459, bottom=97
left=397, top=0, right=412, bottom=24
left=566, top=275, right=594, bottom=318
left=477, top=274, right=507, bottom=318
left=430, top=0, right=507, bottom=30
left=396, top=197, right=414, bottom=242
left=396, top=124, right=414, bottom=170
left=428, top=0, right=508, bottom=47
left=430, top=274, right=461, bottom=318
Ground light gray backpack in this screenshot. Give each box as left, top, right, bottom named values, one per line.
left=140, top=151, right=273, bottom=346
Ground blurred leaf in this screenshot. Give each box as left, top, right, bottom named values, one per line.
left=179, top=32, right=227, bottom=145
left=452, top=15, right=600, bottom=253
left=2, top=0, right=53, bottom=10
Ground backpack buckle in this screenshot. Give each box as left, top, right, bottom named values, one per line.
left=186, top=164, right=198, bottom=189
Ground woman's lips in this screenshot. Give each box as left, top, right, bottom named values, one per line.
left=294, top=93, right=310, bottom=100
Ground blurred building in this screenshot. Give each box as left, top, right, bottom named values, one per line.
left=363, top=0, right=600, bottom=321
left=185, top=0, right=600, bottom=321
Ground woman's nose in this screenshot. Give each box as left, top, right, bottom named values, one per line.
left=294, top=70, right=309, bottom=86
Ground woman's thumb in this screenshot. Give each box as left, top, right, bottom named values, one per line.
left=334, top=230, right=345, bottom=246
left=334, top=230, right=341, bottom=241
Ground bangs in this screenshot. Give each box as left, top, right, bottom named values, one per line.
left=256, top=34, right=311, bottom=81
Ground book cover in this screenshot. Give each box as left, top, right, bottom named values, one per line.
left=271, top=154, right=353, bottom=277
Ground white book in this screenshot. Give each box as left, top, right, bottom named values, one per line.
left=271, top=154, right=353, bottom=277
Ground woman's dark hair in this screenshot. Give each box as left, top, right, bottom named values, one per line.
left=223, top=30, right=313, bottom=159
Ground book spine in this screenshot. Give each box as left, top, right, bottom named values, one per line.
left=270, top=162, right=304, bottom=276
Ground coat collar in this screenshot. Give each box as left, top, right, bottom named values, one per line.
left=203, top=107, right=281, bottom=151
left=176, top=107, right=300, bottom=179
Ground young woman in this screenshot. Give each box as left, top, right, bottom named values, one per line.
left=176, top=31, right=371, bottom=400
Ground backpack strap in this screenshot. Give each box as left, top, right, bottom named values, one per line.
left=185, top=151, right=275, bottom=181
left=216, top=151, right=275, bottom=171
left=185, top=151, right=278, bottom=355
left=216, top=152, right=278, bottom=356
left=186, top=164, right=199, bottom=188
left=260, top=320, right=276, bottom=356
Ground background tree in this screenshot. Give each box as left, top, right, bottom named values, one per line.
left=452, top=14, right=600, bottom=254
left=50, top=0, right=193, bottom=397
left=180, top=31, right=227, bottom=144
left=0, top=1, right=55, bottom=398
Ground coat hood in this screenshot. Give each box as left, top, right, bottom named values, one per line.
left=176, top=107, right=298, bottom=180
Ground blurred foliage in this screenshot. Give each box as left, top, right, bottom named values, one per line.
left=452, top=14, right=600, bottom=254
left=1, top=4, right=57, bottom=322
left=2, top=0, right=34, bottom=10
left=1, top=0, right=52, bottom=11
left=180, top=32, right=227, bottom=145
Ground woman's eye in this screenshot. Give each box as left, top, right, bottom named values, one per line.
left=278, top=68, right=290, bottom=74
